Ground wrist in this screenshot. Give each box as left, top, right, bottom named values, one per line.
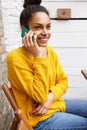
left=48, top=92, right=54, bottom=102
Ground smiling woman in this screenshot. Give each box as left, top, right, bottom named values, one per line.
left=27, top=12, right=51, bottom=47
left=6, top=0, right=87, bottom=130
left=20, top=0, right=51, bottom=50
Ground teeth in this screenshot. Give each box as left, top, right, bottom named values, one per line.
left=40, top=38, right=48, bottom=40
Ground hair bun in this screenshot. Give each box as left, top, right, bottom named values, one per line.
left=23, top=0, right=42, bottom=8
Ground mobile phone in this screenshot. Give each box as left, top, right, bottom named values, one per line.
left=21, top=26, right=34, bottom=39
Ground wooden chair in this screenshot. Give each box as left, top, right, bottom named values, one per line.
left=18, top=120, right=29, bottom=130
left=2, top=84, right=33, bottom=130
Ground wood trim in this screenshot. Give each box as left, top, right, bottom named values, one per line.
left=81, top=70, right=87, bottom=80
left=43, top=0, right=87, bottom=1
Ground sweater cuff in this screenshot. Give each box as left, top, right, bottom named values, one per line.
left=50, top=87, right=62, bottom=101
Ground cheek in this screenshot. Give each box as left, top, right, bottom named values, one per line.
left=34, top=30, right=40, bottom=35
left=34, top=30, right=51, bottom=38
left=49, top=31, right=51, bottom=37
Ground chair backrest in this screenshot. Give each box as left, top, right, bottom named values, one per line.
left=2, top=84, right=18, bottom=111
left=2, top=84, right=33, bottom=130
left=18, top=120, right=29, bottom=130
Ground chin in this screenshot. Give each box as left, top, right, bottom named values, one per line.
left=38, top=43, right=48, bottom=47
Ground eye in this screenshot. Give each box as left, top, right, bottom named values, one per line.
left=34, top=26, right=42, bottom=30
left=47, top=25, right=51, bottom=30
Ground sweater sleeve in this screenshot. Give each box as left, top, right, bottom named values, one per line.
left=6, top=52, right=49, bottom=103
left=50, top=50, right=68, bottom=101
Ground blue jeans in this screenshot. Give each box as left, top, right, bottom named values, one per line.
left=33, top=99, right=87, bottom=130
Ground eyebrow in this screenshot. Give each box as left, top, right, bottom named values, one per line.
left=34, top=23, right=51, bottom=25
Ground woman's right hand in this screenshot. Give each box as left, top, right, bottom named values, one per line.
left=22, top=30, right=46, bottom=58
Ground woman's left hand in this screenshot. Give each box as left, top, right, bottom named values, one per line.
left=31, top=92, right=54, bottom=115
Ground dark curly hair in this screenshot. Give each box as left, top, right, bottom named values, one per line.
left=23, top=0, right=41, bottom=8
left=20, top=0, right=49, bottom=28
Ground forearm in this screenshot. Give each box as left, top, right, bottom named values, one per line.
left=7, top=54, right=49, bottom=103
left=50, top=77, right=68, bottom=101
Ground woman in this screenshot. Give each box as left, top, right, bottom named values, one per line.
left=6, top=0, right=87, bottom=129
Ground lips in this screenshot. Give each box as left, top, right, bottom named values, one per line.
left=37, top=38, right=49, bottom=43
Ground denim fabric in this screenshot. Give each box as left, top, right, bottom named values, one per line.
left=33, top=99, right=87, bottom=130
left=65, top=99, right=87, bottom=117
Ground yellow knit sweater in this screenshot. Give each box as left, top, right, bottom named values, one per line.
left=6, top=45, right=68, bottom=127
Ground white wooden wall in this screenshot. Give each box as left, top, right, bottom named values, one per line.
left=42, top=0, right=87, bottom=99
left=1, top=0, right=87, bottom=99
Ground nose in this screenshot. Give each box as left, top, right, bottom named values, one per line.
left=41, top=28, right=48, bottom=35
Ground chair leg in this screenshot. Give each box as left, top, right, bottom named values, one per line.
left=11, top=118, right=18, bottom=130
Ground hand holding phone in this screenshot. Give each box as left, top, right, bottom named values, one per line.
left=21, top=27, right=42, bottom=57
left=21, top=26, right=34, bottom=39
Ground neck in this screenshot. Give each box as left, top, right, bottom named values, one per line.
left=22, top=46, right=47, bottom=58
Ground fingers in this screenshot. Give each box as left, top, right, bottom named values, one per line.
left=33, top=34, right=38, bottom=47
left=22, top=30, right=40, bottom=57
left=31, top=105, right=48, bottom=115
left=23, top=30, right=36, bottom=47
left=29, top=32, right=35, bottom=46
